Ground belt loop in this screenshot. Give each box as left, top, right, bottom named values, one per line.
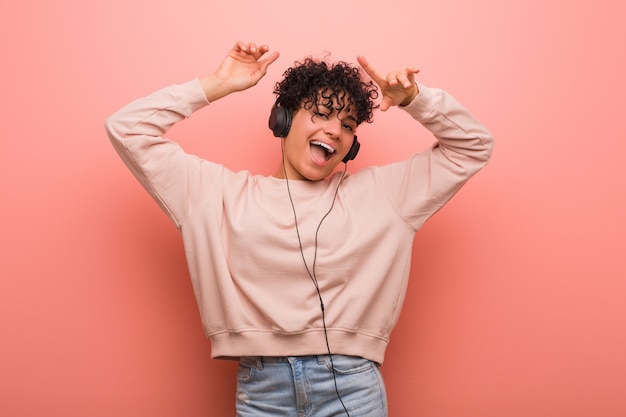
left=256, top=357, right=264, bottom=370
left=317, top=355, right=327, bottom=365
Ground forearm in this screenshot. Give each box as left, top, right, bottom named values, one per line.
left=105, top=79, right=208, bottom=143
left=104, top=79, right=210, bottom=225
left=402, top=83, right=494, bottom=168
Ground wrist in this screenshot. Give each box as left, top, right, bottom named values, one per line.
left=199, top=74, right=233, bottom=103
left=399, top=83, right=419, bottom=107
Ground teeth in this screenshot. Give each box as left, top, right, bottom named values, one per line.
left=311, top=140, right=336, bottom=154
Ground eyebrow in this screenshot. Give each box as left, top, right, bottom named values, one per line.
left=343, top=114, right=358, bottom=124
left=318, top=103, right=358, bottom=122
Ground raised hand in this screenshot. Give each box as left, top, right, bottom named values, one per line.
left=201, top=41, right=280, bottom=102
left=357, top=56, right=420, bottom=112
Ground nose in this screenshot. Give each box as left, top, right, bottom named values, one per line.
left=323, top=117, right=341, bottom=139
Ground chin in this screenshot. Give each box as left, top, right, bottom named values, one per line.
left=299, top=170, right=326, bottom=181
left=303, top=173, right=326, bottom=182
left=296, top=159, right=340, bottom=181
left=309, top=166, right=339, bottom=181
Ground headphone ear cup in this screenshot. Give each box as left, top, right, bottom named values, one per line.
left=342, top=136, right=360, bottom=163
left=268, top=104, right=292, bottom=138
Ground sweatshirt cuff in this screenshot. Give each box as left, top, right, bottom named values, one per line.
left=173, top=78, right=211, bottom=117
left=399, top=82, right=440, bottom=120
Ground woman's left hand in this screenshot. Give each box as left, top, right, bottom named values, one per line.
left=357, top=56, right=420, bottom=111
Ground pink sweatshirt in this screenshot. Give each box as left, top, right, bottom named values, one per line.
left=105, top=78, right=493, bottom=364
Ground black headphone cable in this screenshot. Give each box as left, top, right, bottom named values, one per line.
left=281, top=146, right=351, bottom=417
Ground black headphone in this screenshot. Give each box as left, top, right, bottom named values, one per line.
left=268, top=101, right=360, bottom=163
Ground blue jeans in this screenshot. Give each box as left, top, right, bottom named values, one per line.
left=236, top=355, right=388, bottom=417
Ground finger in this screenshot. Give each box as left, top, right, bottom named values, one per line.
left=379, top=96, right=393, bottom=112
left=258, top=50, right=280, bottom=70
left=387, top=72, right=400, bottom=87
left=357, top=55, right=384, bottom=84
left=407, top=66, right=421, bottom=74
left=389, top=67, right=421, bottom=89
left=249, top=42, right=276, bottom=61
left=234, top=41, right=262, bottom=57
left=234, top=40, right=248, bottom=52
left=396, top=72, right=413, bottom=89
left=406, top=66, right=421, bottom=80
left=256, top=44, right=274, bottom=61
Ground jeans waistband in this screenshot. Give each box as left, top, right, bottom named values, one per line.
left=239, top=355, right=328, bottom=369
left=240, top=355, right=327, bottom=366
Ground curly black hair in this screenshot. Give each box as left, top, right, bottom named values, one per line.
left=273, top=58, right=379, bottom=125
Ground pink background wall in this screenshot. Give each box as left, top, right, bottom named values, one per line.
left=2, top=0, right=625, bottom=416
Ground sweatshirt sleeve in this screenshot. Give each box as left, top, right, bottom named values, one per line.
left=104, top=79, right=216, bottom=228
left=376, top=83, right=494, bottom=230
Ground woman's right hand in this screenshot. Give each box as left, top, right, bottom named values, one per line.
left=201, top=41, right=280, bottom=102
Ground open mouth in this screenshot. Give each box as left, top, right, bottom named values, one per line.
left=310, top=140, right=336, bottom=163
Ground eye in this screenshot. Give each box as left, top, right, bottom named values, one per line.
left=342, top=123, right=354, bottom=132
left=314, top=111, right=330, bottom=119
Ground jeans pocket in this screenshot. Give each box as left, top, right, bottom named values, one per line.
left=325, top=355, right=373, bottom=375
left=237, top=360, right=257, bottom=383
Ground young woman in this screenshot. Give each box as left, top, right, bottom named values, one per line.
left=106, top=41, right=493, bottom=417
